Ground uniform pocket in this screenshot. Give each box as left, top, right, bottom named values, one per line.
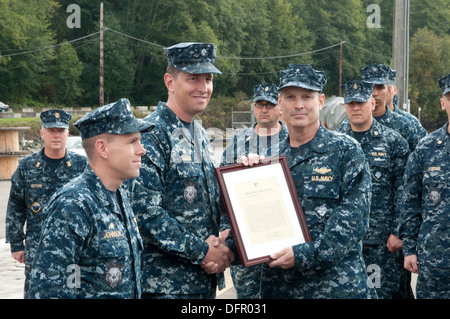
left=303, top=173, right=340, bottom=200
left=422, top=171, right=446, bottom=208
left=175, top=163, right=203, bottom=205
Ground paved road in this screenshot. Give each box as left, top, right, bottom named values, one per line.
left=0, top=181, right=25, bottom=299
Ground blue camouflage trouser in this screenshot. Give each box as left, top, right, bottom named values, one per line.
left=230, top=264, right=262, bottom=299
left=363, top=244, right=400, bottom=299
left=416, top=265, right=450, bottom=299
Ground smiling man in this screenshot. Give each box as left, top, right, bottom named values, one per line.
left=28, top=99, right=154, bottom=298
left=336, top=81, right=410, bottom=299
left=127, top=42, right=234, bottom=299
left=6, top=109, right=87, bottom=298
left=250, top=64, right=376, bottom=299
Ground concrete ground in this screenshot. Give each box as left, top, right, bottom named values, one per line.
left=0, top=181, right=25, bottom=299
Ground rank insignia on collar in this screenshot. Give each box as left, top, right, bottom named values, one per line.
left=313, top=167, right=331, bottom=174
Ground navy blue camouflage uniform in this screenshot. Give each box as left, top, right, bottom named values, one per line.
left=224, top=65, right=377, bottom=298
left=361, top=64, right=420, bottom=298
left=399, top=74, right=450, bottom=299
left=127, top=43, right=225, bottom=298
left=28, top=99, right=153, bottom=298
left=337, top=80, right=410, bottom=299
left=259, top=124, right=376, bottom=298
left=6, top=109, right=87, bottom=298
left=221, top=83, right=288, bottom=299
left=361, top=64, right=421, bottom=151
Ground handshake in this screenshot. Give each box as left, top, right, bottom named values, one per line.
left=201, top=230, right=233, bottom=274
left=200, top=154, right=265, bottom=275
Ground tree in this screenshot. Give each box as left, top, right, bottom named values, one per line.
left=409, top=27, right=449, bottom=132
left=78, top=10, right=135, bottom=106
left=0, top=0, right=58, bottom=103
left=52, top=43, right=83, bottom=104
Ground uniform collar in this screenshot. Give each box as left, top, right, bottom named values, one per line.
left=281, top=123, right=330, bottom=167
left=340, top=118, right=383, bottom=143
left=83, top=165, right=124, bottom=211
left=436, top=122, right=450, bottom=153
left=35, top=148, right=76, bottom=171
left=361, top=119, right=383, bottom=143
left=157, top=101, right=180, bottom=128
left=156, top=101, right=202, bottom=144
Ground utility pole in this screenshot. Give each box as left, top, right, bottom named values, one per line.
left=99, top=2, right=104, bottom=107
left=339, top=39, right=343, bottom=96
left=392, top=0, right=410, bottom=112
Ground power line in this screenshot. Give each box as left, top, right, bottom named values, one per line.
left=0, top=31, right=101, bottom=58
left=104, top=27, right=164, bottom=48
left=217, top=42, right=345, bottom=60
left=345, top=41, right=391, bottom=59
left=0, top=27, right=391, bottom=62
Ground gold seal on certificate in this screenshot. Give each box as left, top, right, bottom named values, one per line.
left=215, top=156, right=311, bottom=267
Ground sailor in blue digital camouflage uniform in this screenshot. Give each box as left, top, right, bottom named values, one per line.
left=228, top=64, right=376, bottom=298
left=384, top=66, right=424, bottom=299
left=127, top=42, right=234, bottom=299
left=221, top=82, right=288, bottom=299
left=386, top=68, right=427, bottom=143
left=28, top=99, right=153, bottom=298
left=361, top=64, right=420, bottom=151
left=400, top=73, right=450, bottom=299
left=222, top=83, right=288, bottom=166
left=5, top=109, right=87, bottom=298
left=336, top=80, right=410, bottom=298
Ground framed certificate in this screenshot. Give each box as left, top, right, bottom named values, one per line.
left=215, top=156, right=311, bottom=267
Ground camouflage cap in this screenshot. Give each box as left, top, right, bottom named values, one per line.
left=438, top=73, right=450, bottom=96
left=40, top=109, right=72, bottom=129
left=253, top=83, right=279, bottom=105
left=74, top=98, right=155, bottom=140
left=342, top=81, right=374, bottom=104
left=360, top=63, right=390, bottom=85
left=388, top=69, right=397, bottom=86
left=164, top=42, right=222, bottom=75
left=278, top=64, right=327, bottom=92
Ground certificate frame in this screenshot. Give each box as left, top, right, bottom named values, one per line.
left=215, top=156, right=311, bottom=267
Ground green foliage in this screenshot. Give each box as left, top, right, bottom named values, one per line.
left=0, top=0, right=448, bottom=132
left=409, top=27, right=450, bottom=132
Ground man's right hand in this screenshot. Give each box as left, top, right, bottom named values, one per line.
left=11, top=250, right=25, bottom=264
left=201, top=235, right=234, bottom=274
left=404, top=254, right=419, bottom=274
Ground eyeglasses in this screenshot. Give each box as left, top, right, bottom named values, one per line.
left=254, top=102, right=276, bottom=109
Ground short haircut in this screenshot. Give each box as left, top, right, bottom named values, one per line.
left=166, top=65, right=181, bottom=78
left=81, top=133, right=114, bottom=160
